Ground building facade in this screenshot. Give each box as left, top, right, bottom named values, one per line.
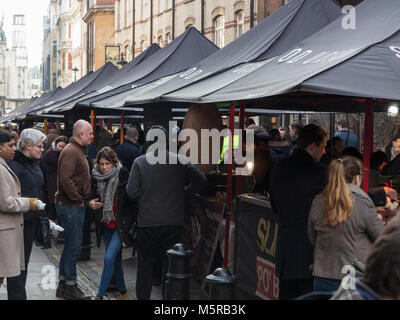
left=42, top=0, right=59, bottom=91
left=29, top=66, right=41, bottom=97
left=83, top=0, right=116, bottom=73
left=57, top=0, right=74, bottom=88
left=112, top=0, right=292, bottom=61
left=0, top=18, right=7, bottom=116
left=1, top=14, right=30, bottom=113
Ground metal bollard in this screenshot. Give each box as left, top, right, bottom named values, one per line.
left=165, top=243, right=193, bottom=300
left=206, top=268, right=237, bottom=300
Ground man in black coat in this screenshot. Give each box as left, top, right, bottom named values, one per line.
left=269, top=124, right=328, bottom=300
left=115, top=127, right=141, bottom=172
left=126, top=125, right=207, bottom=300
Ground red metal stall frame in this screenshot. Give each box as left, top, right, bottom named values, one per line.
left=224, top=102, right=235, bottom=268
left=362, top=98, right=374, bottom=193
left=236, top=102, right=245, bottom=195
left=90, top=109, right=96, bottom=144
left=120, top=111, right=125, bottom=144
left=221, top=96, right=376, bottom=267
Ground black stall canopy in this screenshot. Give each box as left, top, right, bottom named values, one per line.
left=32, top=61, right=119, bottom=116
left=119, top=0, right=342, bottom=108
left=36, top=43, right=161, bottom=115
left=1, top=86, right=64, bottom=123
left=56, top=26, right=218, bottom=112
left=158, top=0, right=400, bottom=109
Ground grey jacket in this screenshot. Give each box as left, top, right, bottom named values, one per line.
left=126, top=149, right=207, bottom=227
left=308, top=183, right=384, bottom=280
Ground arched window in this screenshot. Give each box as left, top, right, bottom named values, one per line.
left=141, top=40, right=147, bottom=52
left=214, top=15, right=225, bottom=48
left=236, top=10, right=244, bottom=38
left=185, top=24, right=193, bottom=30
left=166, top=32, right=172, bottom=44
left=158, top=35, right=163, bottom=47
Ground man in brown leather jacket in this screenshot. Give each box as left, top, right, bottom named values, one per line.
left=54, top=120, right=93, bottom=300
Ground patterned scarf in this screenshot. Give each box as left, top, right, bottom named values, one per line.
left=92, top=163, right=122, bottom=224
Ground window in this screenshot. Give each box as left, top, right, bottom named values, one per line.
left=68, top=53, right=72, bottom=70
left=142, top=0, right=149, bottom=20
left=13, top=15, right=25, bottom=25
left=185, top=24, right=193, bottom=30
left=69, top=24, right=71, bottom=39
left=167, top=0, right=172, bottom=9
left=141, top=40, right=147, bottom=52
left=236, top=10, right=244, bottom=38
left=53, top=41, right=57, bottom=58
left=158, top=35, right=163, bottom=47
left=214, top=16, right=225, bottom=48
left=166, top=32, right=172, bottom=44
left=62, top=53, right=66, bottom=71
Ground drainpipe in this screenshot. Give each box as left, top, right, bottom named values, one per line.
left=201, top=0, right=205, bottom=34
left=150, top=0, right=153, bottom=44
left=250, top=0, right=254, bottom=28
left=132, top=0, right=135, bottom=58
left=172, top=0, right=175, bottom=39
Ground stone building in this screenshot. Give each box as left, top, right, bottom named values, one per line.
left=57, top=0, right=74, bottom=87
left=113, top=0, right=288, bottom=60
left=83, top=0, right=116, bottom=73
left=1, top=14, right=30, bottom=113
left=0, top=18, right=7, bottom=116
left=42, top=0, right=59, bottom=91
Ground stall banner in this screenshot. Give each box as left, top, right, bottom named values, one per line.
left=185, top=196, right=225, bottom=292
left=234, top=195, right=279, bottom=300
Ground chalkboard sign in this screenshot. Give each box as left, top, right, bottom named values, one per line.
left=185, top=195, right=225, bottom=293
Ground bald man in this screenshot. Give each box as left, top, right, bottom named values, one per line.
left=54, top=120, right=93, bottom=300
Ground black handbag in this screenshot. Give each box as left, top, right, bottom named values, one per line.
left=35, top=216, right=51, bottom=248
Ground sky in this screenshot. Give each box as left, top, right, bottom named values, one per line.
left=2, top=0, right=49, bottom=68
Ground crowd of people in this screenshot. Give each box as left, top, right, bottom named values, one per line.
left=1, top=115, right=400, bottom=301
left=0, top=119, right=206, bottom=300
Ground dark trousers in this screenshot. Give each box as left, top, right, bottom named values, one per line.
left=279, top=278, right=314, bottom=300
left=45, top=203, right=58, bottom=221
left=7, top=219, right=37, bottom=300
left=136, top=225, right=183, bottom=300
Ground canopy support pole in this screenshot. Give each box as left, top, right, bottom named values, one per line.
left=120, top=111, right=125, bottom=145
left=90, top=109, right=96, bottom=144
left=362, top=99, right=374, bottom=193
left=43, top=118, right=48, bottom=135
left=224, top=102, right=235, bottom=268
left=236, top=102, right=245, bottom=195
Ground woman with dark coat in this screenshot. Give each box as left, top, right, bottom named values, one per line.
left=7, top=128, right=46, bottom=300
left=89, top=147, right=136, bottom=300
left=43, top=135, right=68, bottom=221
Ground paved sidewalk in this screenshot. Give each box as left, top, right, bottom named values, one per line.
left=1, top=231, right=208, bottom=300
left=0, top=243, right=62, bottom=300
left=42, top=231, right=208, bottom=300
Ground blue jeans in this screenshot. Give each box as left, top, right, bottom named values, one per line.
left=56, top=204, right=85, bottom=285
left=314, top=276, right=341, bottom=294
left=97, top=227, right=127, bottom=298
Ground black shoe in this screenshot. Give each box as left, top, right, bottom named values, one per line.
left=63, top=284, right=91, bottom=300
left=56, top=280, right=65, bottom=298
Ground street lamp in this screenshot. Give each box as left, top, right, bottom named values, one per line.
left=72, top=67, right=79, bottom=82
left=117, top=54, right=128, bottom=69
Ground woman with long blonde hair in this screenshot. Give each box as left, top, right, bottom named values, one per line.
left=308, top=156, right=384, bottom=294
